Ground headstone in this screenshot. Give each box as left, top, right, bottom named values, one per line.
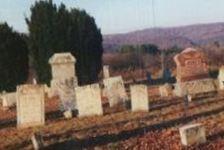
left=56, top=78, right=76, bottom=111
left=49, top=53, right=78, bottom=96
left=2, top=92, right=16, bottom=108
left=174, top=48, right=209, bottom=82
left=63, top=110, right=73, bottom=119
left=33, top=78, right=37, bottom=85
left=75, top=84, right=103, bottom=117
left=49, top=53, right=77, bottom=110
left=179, top=123, right=206, bottom=146
left=159, top=83, right=173, bottom=97
left=130, top=85, right=149, bottom=111
left=17, top=84, right=45, bottom=128
left=218, top=66, right=224, bottom=90
left=103, top=76, right=128, bottom=107
left=31, top=132, right=44, bottom=150
left=174, top=48, right=216, bottom=96
left=103, top=65, right=110, bottom=78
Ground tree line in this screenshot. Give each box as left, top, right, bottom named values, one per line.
left=0, top=0, right=103, bottom=91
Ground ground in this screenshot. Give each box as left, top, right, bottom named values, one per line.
left=1, top=92, right=224, bottom=149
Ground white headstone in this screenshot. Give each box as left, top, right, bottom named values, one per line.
left=103, top=65, right=110, bottom=78
left=179, top=123, right=206, bottom=146
left=103, top=76, right=128, bottom=107
left=130, top=85, right=149, bottom=111
left=17, top=84, right=45, bottom=128
left=2, top=92, right=16, bottom=108
left=218, top=66, right=224, bottom=90
left=75, top=83, right=103, bottom=117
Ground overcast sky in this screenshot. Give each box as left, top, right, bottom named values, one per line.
left=0, top=0, right=224, bottom=34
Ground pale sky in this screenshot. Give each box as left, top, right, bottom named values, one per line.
left=0, top=0, right=224, bottom=34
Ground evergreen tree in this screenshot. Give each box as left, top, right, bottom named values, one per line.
left=0, top=23, right=29, bottom=91
left=26, top=0, right=103, bottom=85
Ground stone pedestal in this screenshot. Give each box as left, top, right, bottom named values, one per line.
left=179, top=123, right=206, bottom=146
left=174, top=78, right=216, bottom=97
left=49, top=53, right=78, bottom=112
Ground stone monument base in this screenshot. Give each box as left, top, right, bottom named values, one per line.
left=174, top=78, right=217, bottom=97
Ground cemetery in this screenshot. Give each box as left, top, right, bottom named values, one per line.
left=1, top=0, right=224, bottom=149
left=0, top=48, right=224, bottom=149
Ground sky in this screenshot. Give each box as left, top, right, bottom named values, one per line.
left=0, top=0, right=224, bottom=34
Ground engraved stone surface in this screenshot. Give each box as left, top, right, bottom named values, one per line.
left=75, top=84, right=103, bottom=117
left=55, top=78, right=76, bottom=111
left=17, top=84, right=45, bottom=128
left=174, top=48, right=209, bottom=82
left=179, top=123, right=206, bottom=146
left=130, top=85, right=148, bottom=111
left=218, top=66, right=224, bottom=90
left=103, top=76, right=128, bottom=107
left=103, top=65, right=110, bottom=78
left=2, top=92, right=16, bottom=108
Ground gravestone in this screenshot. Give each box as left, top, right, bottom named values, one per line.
left=130, top=85, right=149, bottom=111
left=17, top=84, right=45, bottom=128
left=159, top=83, right=173, bottom=97
left=103, top=65, right=110, bottom=78
left=174, top=48, right=216, bottom=96
left=75, top=84, right=103, bottom=117
left=218, top=66, right=224, bottom=90
left=2, top=92, right=16, bottom=108
left=174, top=48, right=209, bottom=82
left=179, top=123, right=206, bottom=146
left=49, top=53, right=78, bottom=96
left=103, top=76, right=128, bottom=107
left=49, top=53, right=77, bottom=110
left=56, top=78, right=76, bottom=111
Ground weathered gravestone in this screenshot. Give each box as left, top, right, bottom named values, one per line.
left=49, top=53, right=77, bottom=110
left=75, top=84, right=103, bottom=117
left=17, top=84, right=45, bottom=128
left=103, top=65, right=110, bottom=79
left=218, top=66, right=224, bottom=90
left=56, top=78, right=76, bottom=111
left=49, top=52, right=78, bottom=97
left=159, top=83, right=173, bottom=97
left=174, top=48, right=209, bottom=82
left=1, top=92, right=16, bottom=108
left=179, top=123, right=206, bottom=146
left=130, top=85, right=149, bottom=111
left=103, top=76, right=128, bottom=107
left=173, top=48, right=216, bottom=96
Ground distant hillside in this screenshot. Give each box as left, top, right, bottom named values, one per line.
left=103, top=22, right=224, bottom=52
